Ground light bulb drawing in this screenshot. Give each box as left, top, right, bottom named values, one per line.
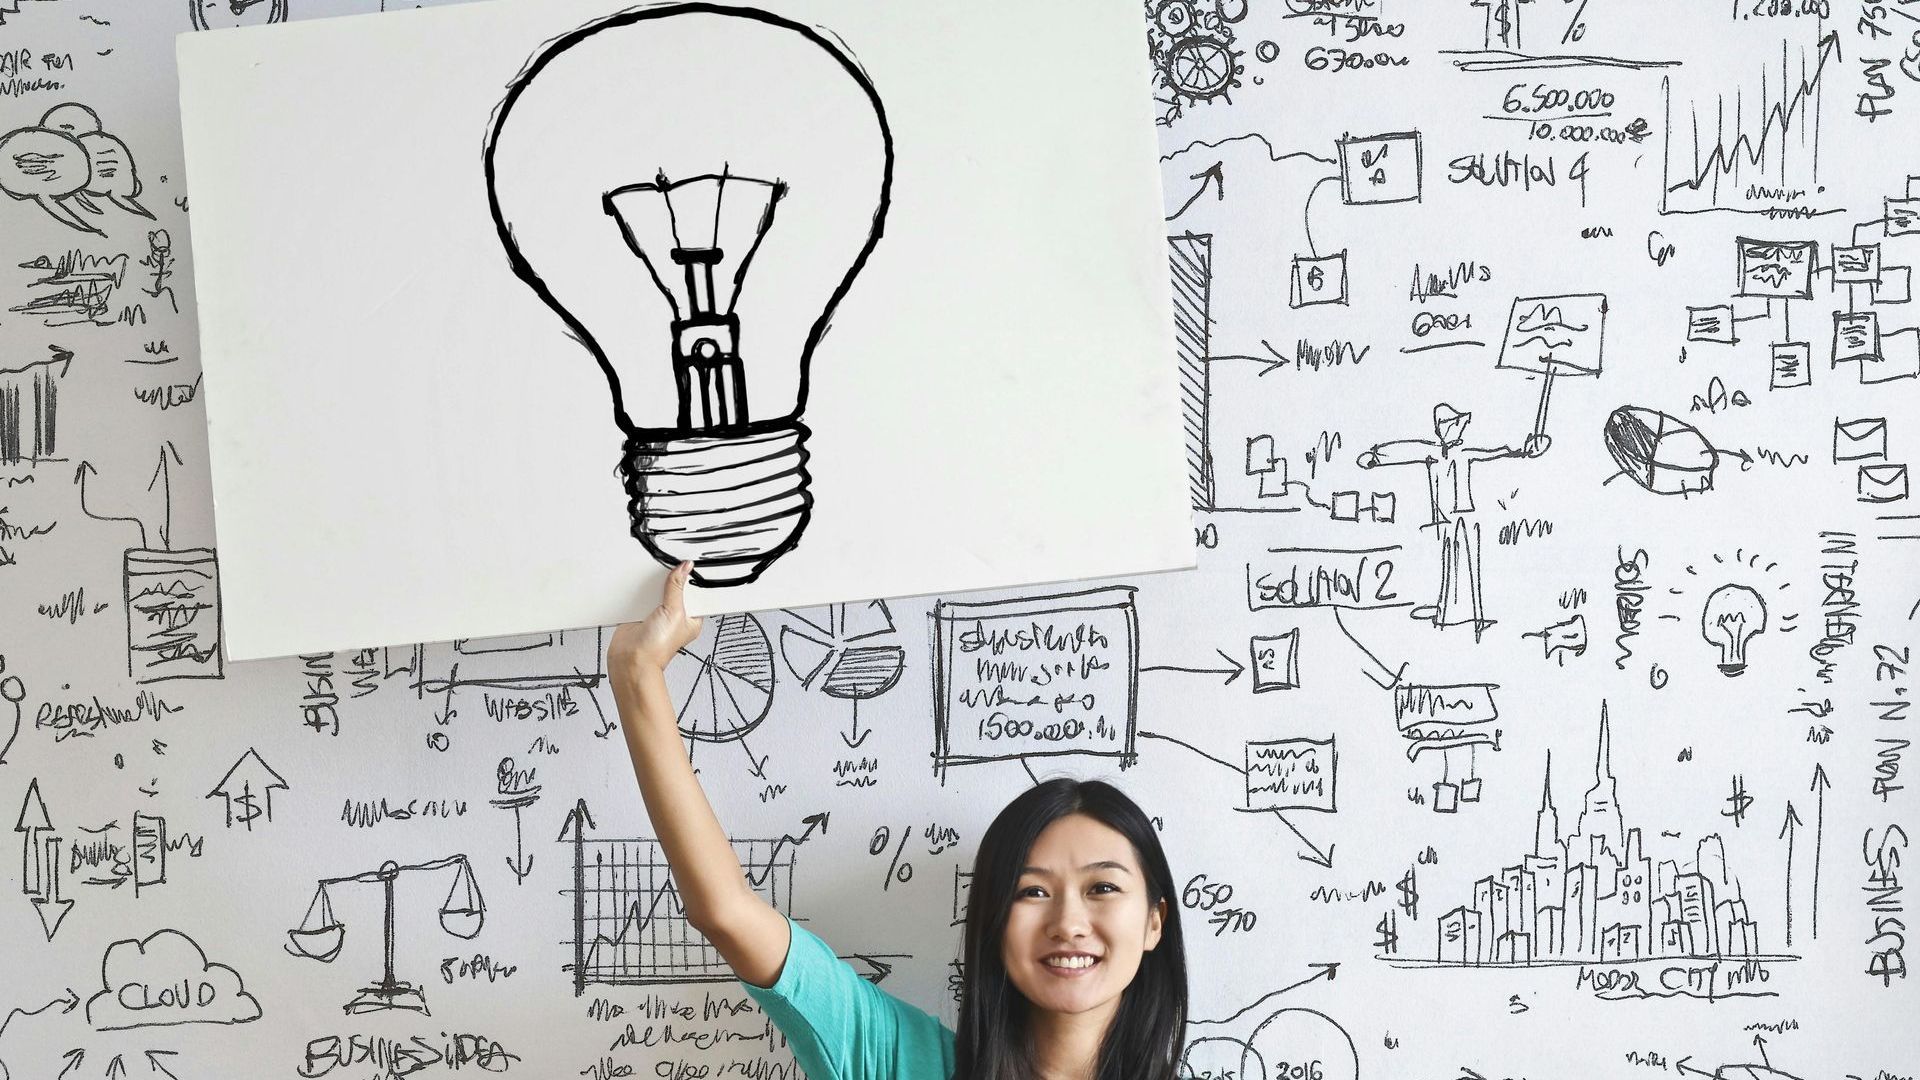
left=485, top=5, right=893, bottom=587
left=1700, top=583, right=1767, bottom=677
left=285, top=855, right=485, bottom=1015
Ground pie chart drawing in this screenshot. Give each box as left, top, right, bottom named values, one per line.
left=668, top=613, right=776, bottom=743
left=779, top=600, right=906, bottom=701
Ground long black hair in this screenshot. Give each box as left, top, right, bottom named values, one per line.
left=952, top=777, right=1188, bottom=1080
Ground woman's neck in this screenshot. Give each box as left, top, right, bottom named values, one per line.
left=1026, top=1001, right=1113, bottom=1080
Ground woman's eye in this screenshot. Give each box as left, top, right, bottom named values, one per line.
left=1092, top=882, right=1118, bottom=894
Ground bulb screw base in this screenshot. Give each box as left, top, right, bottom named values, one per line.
left=622, top=421, right=812, bottom=586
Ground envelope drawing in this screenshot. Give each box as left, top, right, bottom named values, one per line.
left=1859, top=463, right=1911, bottom=503
left=1834, top=417, right=1889, bottom=462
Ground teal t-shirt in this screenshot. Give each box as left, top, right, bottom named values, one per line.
left=740, top=913, right=957, bottom=1080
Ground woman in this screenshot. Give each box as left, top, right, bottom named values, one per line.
left=611, top=562, right=1189, bottom=1080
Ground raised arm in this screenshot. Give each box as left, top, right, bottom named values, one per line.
left=1357, top=438, right=1438, bottom=469
left=1461, top=433, right=1552, bottom=462
left=609, top=562, right=792, bottom=989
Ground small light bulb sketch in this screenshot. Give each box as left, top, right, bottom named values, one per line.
left=1700, top=583, right=1767, bottom=677
left=485, top=5, right=893, bottom=587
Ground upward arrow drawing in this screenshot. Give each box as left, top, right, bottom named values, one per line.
left=1779, top=801, right=1802, bottom=948
left=1809, top=762, right=1829, bottom=940
left=146, top=443, right=183, bottom=552
left=13, top=778, right=72, bottom=939
left=207, top=749, right=289, bottom=830
left=1166, top=162, right=1225, bottom=222
left=15, top=779, right=52, bottom=896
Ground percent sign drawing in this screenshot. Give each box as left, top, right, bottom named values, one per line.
left=870, top=825, right=913, bottom=890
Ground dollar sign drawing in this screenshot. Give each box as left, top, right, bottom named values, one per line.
left=1396, top=867, right=1419, bottom=920
left=235, top=787, right=263, bottom=830
left=1374, top=910, right=1399, bottom=954
left=1721, top=775, right=1751, bottom=827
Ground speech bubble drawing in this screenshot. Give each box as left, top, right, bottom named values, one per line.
left=78, top=130, right=153, bottom=219
left=2, top=104, right=156, bottom=233
left=40, top=102, right=101, bottom=136
left=0, top=125, right=101, bottom=234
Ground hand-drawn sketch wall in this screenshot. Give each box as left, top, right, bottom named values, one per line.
left=0, top=1, right=1915, bottom=1079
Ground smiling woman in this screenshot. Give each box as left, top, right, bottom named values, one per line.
left=959, top=780, right=1189, bottom=1080
left=610, top=565, right=1189, bottom=1080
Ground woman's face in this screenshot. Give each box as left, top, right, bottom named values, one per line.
left=1000, top=812, right=1165, bottom=1021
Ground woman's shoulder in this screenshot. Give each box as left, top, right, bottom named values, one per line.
left=743, top=915, right=957, bottom=1075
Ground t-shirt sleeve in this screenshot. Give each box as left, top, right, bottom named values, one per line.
left=738, top=913, right=952, bottom=1080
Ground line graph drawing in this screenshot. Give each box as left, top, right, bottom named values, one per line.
left=559, top=800, right=868, bottom=993
left=1661, top=33, right=1841, bottom=218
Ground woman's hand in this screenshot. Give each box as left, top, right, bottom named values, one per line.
left=609, top=561, right=704, bottom=675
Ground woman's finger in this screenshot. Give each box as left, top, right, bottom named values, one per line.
left=662, top=560, right=693, bottom=613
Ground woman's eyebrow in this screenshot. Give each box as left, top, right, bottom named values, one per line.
left=1019, top=861, right=1133, bottom=876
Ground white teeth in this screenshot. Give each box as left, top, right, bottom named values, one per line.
left=1044, top=956, right=1097, bottom=969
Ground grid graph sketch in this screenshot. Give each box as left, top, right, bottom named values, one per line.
left=565, top=833, right=792, bottom=991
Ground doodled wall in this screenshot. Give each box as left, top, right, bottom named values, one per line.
left=0, top=1, right=1914, bottom=1079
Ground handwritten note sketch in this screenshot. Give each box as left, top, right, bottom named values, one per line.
left=485, top=5, right=893, bottom=586
left=1, top=2, right=1915, bottom=1080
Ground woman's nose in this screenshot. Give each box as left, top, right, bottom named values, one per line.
left=1046, top=895, right=1091, bottom=939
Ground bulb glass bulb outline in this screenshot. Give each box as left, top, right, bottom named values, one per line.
left=484, top=4, right=893, bottom=586
left=1700, top=583, right=1767, bottom=677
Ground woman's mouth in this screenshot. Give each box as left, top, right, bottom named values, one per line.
left=1041, top=955, right=1101, bottom=978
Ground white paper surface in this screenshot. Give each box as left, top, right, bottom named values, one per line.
left=175, top=0, right=1193, bottom=661
left=0, top=2, right=1913, bottom=1080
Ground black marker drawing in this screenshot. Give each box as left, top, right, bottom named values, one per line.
left=485, top=5, right=893, bottom=585
left=1700, top=584, right=1767, bottom=677
left=0, top=652, right=25, bottom=764
left=74, top=450, right=223, bottom=683
left=1358, top=405, right=1549, bottom=639
left=286, top=855, right=486, bottom=1015
left=1148, top=0, right=1248, bottom=126
left=66, top=811, right=186, bottom=897
left=8, top=252, right=125, bottom=327
left=1393, top=704, right=1798, bottom=995
left=1602, top=406, right=1720, bottom=495
left=561, top=799, right=860, bottom=993
left=490, top=757, right=541, bottom=885
left=365, top=631, right=597, bottom=733
left=1495, top=293, right=1606, bottom=442
left=0, top=988, right=77, bottom=1080
left=1524, top=613, right=1587, bottom=664
left=384, top=629, right=611, bottom=748
left=1669, top=1035, right=1813, bottom=1080
left=16, top=777, right=74, bottom=940
left=187, top=0, right=286, bottom=31
left=931, top=588, right=1140, bottom=784
left=1660, top=34, right=1840, bottom=218
left=1394, top=682, right=1503, bottom=814
left=206, top=749, right=287, bottom=830
left=1679, top=550, right=1797, bottom=678
left=1441, top=0, right=1679, bottom=70
left=0, top=103, right=152, bottom=235
left=667, top=613, right=776, bottom=772
left=86, top=929, right=260, bottom=1030
left=780, top=602, right=904, bottom=751
left=0, top=347, right=70, bottom=464
left=1182, top=1003, right=1355, bottom=1080
left=138, top=230, right=177, bottom=314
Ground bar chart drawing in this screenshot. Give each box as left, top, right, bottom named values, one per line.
left=1661, top=33, right=1840, bottom=218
